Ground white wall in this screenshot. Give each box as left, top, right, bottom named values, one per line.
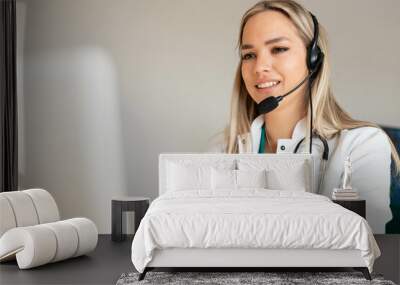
left=17, top=0, right=400, bottom=233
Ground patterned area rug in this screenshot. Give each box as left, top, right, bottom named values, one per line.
left=116, top=271, right=396, bottom=285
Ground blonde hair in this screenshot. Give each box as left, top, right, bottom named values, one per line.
left=224, top=0, right=400, bottom=175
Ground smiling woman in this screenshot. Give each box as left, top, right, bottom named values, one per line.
left=211, top=0, right=400, bottom=234
left=241, top=13, right=308, bottom=109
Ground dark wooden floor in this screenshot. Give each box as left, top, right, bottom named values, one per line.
left=0, top=235, right=134, bottom=285
left=0, top=235, right=399, bottom=285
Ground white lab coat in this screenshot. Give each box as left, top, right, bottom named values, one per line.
left=208, top=114, right=392, bottom=233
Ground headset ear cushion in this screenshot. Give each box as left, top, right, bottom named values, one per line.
left=308, top=12, right=322, bottom=73
left=307, top=45, right=322, bottom=72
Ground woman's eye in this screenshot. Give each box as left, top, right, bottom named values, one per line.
left=272, top=47, right=289, bottom=54
left=241, top=47, right=289, bottom=60
left=241, top=53, right=255, bottom=60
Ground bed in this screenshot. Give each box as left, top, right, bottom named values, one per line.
left=131, top=153, right=380, bottom=281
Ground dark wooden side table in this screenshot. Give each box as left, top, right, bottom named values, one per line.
left=332, top=199, right=366, bottom=218
left=112, top=197, right=150, bottom=242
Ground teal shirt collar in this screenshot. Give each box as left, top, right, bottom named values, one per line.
left=258, top=124, right=266, bottom=153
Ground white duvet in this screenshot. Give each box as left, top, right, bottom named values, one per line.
left=131, top=189, right=380, bottom=273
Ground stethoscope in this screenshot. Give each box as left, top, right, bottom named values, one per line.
left=259, top=128, right=330, bottom=194
left=293, top=134, right=330, bottom=194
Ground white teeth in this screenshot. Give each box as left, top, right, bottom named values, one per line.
left=256, top=81, right=279, bottom=88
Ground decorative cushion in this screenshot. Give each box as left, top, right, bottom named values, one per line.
left=211, top=168, right=267, bottom=190
left=167, top=162, right=211, bottom=191
left=266, top=166, right=307, bottom=191
left=237, top=169, right=267, bottom=189
left=238, top=158, right=309, bottom=191
left=211, top=168, right=236, bottom=189
left=166, top=159, right=235, bottom=191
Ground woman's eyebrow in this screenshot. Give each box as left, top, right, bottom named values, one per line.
left=241, top=36, right=290, bottom=50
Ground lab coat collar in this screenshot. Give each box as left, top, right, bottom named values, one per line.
left=291, top=116, right=308, bottom=140
left=248, top=114, right=308, bottom=152
left=250, top=115, right=265, bottom=152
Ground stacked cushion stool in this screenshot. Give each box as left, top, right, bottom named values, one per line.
left=0, top=189, right=98, bottom=269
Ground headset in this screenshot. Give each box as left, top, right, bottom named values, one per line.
left=256, top=11, right=329, bottom=192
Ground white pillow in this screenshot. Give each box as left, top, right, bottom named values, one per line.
left=166, top=158, right=236, bottom=192
left=238, top=158, right=309, bottom=191
left=237, top=169, right=267, bottom=188
left=266, top=166, right=307, bottom=191
left=167, top=162, right=211, bottom=191
left=211, top=168, right=236, bottom=189
left=211, top=168, right=267, bottom=190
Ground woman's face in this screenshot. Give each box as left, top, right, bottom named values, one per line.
left=241, top=10, right=309, bottom=105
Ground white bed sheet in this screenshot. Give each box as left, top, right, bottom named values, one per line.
left=131, top=189, right=380, bottom=273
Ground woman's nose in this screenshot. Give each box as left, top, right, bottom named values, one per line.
left=255, top=53, right=272, bottom=74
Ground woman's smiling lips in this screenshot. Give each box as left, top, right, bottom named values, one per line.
left=254, top=80, right=281, bottom=95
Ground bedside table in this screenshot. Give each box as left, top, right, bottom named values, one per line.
left=111, top=197, right=150, bottom=242
left=332, top=199, right=366, bottom=218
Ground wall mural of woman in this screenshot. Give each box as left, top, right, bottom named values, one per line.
left=212, top=0, right=400, bottom=234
